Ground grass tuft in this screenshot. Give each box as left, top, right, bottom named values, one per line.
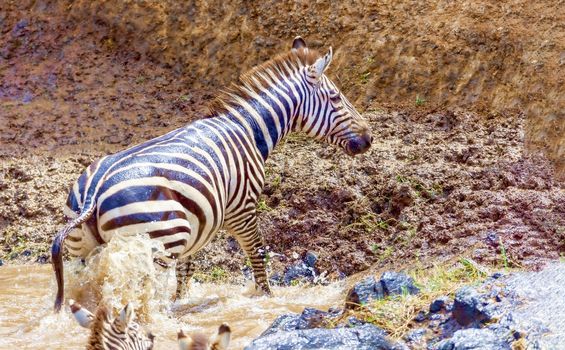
left=348, top=258, right=489, bottom=339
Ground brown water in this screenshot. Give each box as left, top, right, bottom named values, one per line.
left=0, top=235, right=346, bottom=349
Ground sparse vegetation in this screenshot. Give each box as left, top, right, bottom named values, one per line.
left=192, top=266, right=229, bottom=283
left=360, top=71, right=371, bottom=84
left=415, top=95, right=426, bottom=106
left=256, top=199, right=272, bottom=213
left=348, top=258, right=490, bottom=339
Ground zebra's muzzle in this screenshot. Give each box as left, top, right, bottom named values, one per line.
left=346, top=132, right=372, bottom=155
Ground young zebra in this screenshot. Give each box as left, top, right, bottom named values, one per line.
left=52, top=36, right=372, bottom=311
left=70, top=300, right=231, bottom=350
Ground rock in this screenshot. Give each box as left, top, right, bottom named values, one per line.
left=245, top=324, right=394, bottom=350
left=0, top=259, right=3, bottom=266
left=304, top=251, right=317, bottom=268
left=261, top=308, right=341, bottom=337
left=269, top=272, right=283, bottom=285
left=436, top=329, right=510, bottom=350
left=345, top=316, right=365, bottom=327
left=283, top=263, right=315, bottom=285
left=430, top=296, right=450, bottom=313
left=345, top=271, right=418, bottom=309
left=380, top=271, right=420, bottom=296
left=345, top=276, right=384, bottom=309
left=452, top=287, right=491, bottom=326
left=404, top=328, right=427, bottom=343
left=414, top=310, right=427, bottom=322
left=36, top=254, right=49, bottom=264
left=21, top=249, right=32, bottom=257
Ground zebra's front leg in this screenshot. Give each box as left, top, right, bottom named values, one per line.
left=229, top=213, right=272, bottom=296
left=175, top=258, right=193, bottom=300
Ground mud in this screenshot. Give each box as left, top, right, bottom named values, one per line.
left=5, top=0, right=562, bottom=173
left=1, top=1, right=564, bottom=282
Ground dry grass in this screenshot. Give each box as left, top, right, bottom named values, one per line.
left=347, top=258, right=489, bottom=339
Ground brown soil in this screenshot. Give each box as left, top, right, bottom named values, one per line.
left=0, top=1, right=564, bottom=281
left=18, top=0, right=563, bottom=175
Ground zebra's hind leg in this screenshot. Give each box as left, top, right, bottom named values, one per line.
left=175, top=258, right=194, bottom=300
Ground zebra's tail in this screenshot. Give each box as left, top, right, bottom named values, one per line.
left=51, top=204, right=96, bottom=312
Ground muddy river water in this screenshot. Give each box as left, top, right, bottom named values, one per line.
left=0, top=235, right=346, bottom=349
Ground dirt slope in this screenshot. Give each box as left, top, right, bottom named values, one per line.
left=0, top=1, right=563, bottom=279
left=56, top=0, right=565, bottom=176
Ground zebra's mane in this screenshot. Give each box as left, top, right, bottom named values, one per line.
left=87, top=305, right=111, bottom=348
left=208, top=47, right=321, bottom=117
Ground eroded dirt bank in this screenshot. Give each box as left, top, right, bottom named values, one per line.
left=4, top=0, right=563, bottom=173
left=0, top=1, right=564, bottom=281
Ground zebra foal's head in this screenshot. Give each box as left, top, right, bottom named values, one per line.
left=292, top=37, right=372, bottom=156
left=71, top=300, right=155, bottom=349
left=70, top=300, right=231, bottom=350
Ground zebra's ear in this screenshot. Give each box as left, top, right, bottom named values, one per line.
left=69, top=299, right=95, bottom=329
left=177, top=329, right=191, bottom=350
left=210, top=323, right=231, bottom=350
left=310, top=47, right=333, bottom=80
left=292, top=36, right=307, bottom=50
left=116, top=303, right=135, bottom=332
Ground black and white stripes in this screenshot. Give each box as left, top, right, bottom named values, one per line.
left=52, top=36, right=371, bottom=311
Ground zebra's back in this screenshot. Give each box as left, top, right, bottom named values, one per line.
left=64, top=123, right=232, bottom=259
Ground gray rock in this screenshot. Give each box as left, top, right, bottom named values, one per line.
left=245, top=323, right=394, bottom=350
left=430, top=296, right=450, bottom=313
left=452, top=287, right=491, bottom=326
left=284, top=262, right=316, bottom=285
left=261, top=308, right=340, bottom=337
left=345, top=276, right=385, bottom=309
left=304, top=251, right=317, bottom=268
left=435, top=329, right=510, bottom=350
left=380, top=271, right=420, bottom=296
left=404, top=328, right=427, bottom=342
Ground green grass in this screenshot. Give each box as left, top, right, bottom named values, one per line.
left=499, top=237, right=509, bottom=270
left=192, top=266, right=229, bottom=283
left=256, top=199, right=272, bottom=213
left=345, top=213, right=392, bottom=233
left=415, top=95, right=426, bottom=106
left=360, top=71, right=371, bottom=84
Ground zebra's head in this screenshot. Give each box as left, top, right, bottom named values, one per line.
left=71, top=300, right=155, bottom=350
left=178, top=324, right=231, bottom=350
left=292, top=37, right=372, bottom=156
left=70, top=300, right=232, bottom=350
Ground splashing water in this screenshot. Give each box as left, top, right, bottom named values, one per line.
left=0, top=235, right=346, bottom=349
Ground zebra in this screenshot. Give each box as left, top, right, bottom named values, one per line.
left=70, top=300, right=155, bottom=350
left=70, top=299, right=231, bottom=350
left=52, top=36, right=372, bottom=311
left=178, top=325, right=231, bottom=350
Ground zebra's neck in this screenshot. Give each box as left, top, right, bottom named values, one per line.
left=215, top=73, right=305, bottom=161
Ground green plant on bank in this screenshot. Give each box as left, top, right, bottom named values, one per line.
left=415, top=95, right=426, bottom=106
left=499, top=237, right=509, bottom=270
left=360, top=71, right=371, bottom=84
left=271, top=174, right=282, bottom=188
left=256, top=199, right=272, bottom=213
left=395, top=174, right=443, bottom=199
left=346, top=213, right=392, bottom=233
left=177, top=94, right=191, bottom=102
left=350, top=258, right=489, bottom=339
left=290, top=279, right=301, bottom=287
left=192, top=266, right=228, bottom=283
